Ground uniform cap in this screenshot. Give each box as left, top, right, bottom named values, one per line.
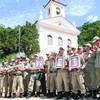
left=59, top=47, right=64, bottom=51
left=34, top=54, right=38, bottom=57
left=51, top=51, right=57, bottom=54
left=78, top=47, right=83, bottom=49
left=85, top=43, right=92, bottom=47
left=72, top=47, right=76, bottom=50
left=25, top=58, right=30, bottom=61
left=16, top=56, right=21, bottom=58
left=93, top=36, right=100, bottom=43
left=46, top=52, right=51, bottom=55
left=11, top=59, right=15, bottom=61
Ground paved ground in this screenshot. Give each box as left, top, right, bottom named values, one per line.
left=0, top=97, right=98, bottom=100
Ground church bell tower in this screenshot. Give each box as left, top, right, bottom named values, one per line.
left=44, top=0, right=66, bottom=18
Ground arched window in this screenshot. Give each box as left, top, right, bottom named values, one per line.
left=56, top=7, right=61, bottom=15
left=58, top=37, right=63, bottom=47
left=48, top=8, right=50, bottom=15
left=47, top=35, right=53, bottom=45
left=67, top=39, right=72, bottom=47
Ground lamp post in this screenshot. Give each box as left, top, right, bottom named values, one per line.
left=18, top=25, right=21, bottom=56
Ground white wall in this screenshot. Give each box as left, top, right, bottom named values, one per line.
left=38, top=26, right=78, bottom=60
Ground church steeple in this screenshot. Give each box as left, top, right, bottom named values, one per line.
left=44, top=0, right=66, bottom=18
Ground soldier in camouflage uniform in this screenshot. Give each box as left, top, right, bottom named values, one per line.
left=69, top=48, right=86, bottom=100
left=93, top=36, right=100, bottom=99
left=23, top=58, right=31, bottom=97
left=55, top=47, right=70, bottom=100
left=83, top=43, right=97, bottom=99
left=45, top=53, right=51, bottom=96
left=7, top=59, right=15, bottom=98
left=46, top=52, right=57, bottom=98
left=12, top=56, right=24, bottom=98
left=0, top=61, right=8, bottom=98
left=26, top=54, right=41, bottom=99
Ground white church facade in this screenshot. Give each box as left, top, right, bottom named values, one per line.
left=35, top=0, right=80, bottom=59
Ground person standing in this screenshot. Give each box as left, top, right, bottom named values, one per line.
left=11, top=56, right=24, bottom=98
left=69, top=48, right=86, bottom=100
left=26, top=54, right=41, bottom=98
left=47, top=51, right=57, bottom=98
left=45, top=53, right=51, bottom=96
left=83, top=43, right=97, bottom=99
left=23, top=58, right=31, bottom=97
left=0, top=61, right=8, bottom=98
left=7, top=59, right=15, bottom=98
left=93, top=36, right=100, bottom=99
left=55, top=47, right=70, bottom=100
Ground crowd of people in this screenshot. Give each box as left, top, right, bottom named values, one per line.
left=0, top=36, right=100, bottom=100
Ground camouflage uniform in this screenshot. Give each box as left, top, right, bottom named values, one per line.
left=0, top=62, right=8, bottom=97
left=23, top=59, right=30, bottom=97
left=12, top=60, right=24, bottom=98
left=7, top=60, right=15, bottom=97
left=69, top=54, right=86, bottom=99
left=26, top=59, right=41, bottom=98
left=56, top=53, right=70, bottom=100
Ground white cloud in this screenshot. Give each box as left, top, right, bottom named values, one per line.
left=16, top=0, right=19, bottom=2
left=66, top=0, right=95, bottom=16
left=0, top=9, right=37, bottom=28
left=87, top=15, right=99, bottom=22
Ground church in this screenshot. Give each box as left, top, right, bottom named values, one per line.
left=35, top=0, right=80, bottom=59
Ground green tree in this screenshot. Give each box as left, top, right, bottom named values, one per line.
left=0, top=25, right=18, bottom=58
left=20, top=21, right=40, bottom=57
left=78, top=21, right=100, bottom=46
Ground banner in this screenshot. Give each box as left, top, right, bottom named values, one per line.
left=69, top=56, right=80, bottom=70
left=35, top=56, right=44, bottom=69
left=55, top=56, right=65, bottom=68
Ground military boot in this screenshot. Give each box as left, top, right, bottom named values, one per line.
left=35, top=92, right=40, bottom=97
left=47, top=92, right=55, bottom=98
left=92, top=90, right=97, bottom=99
left=64, top=92, right=70, bottom=100
left=8, top=92, right=12, bottom=98
left=81, top=94, right=86, bottom=100
left=26, top=91, right=32, bottom=99
left=55, top=92, right=63, bottom=100
left=71, top=93, right=79, bottom=100
left=20, top=93, right=24, bottom=98
left=23, top=92, right=27, bottom=97
left=11, top=93, right=16, bottom=98
left=86, top=90, right=92, bottom=98
left=0, top=93, right=2, bottom=98
left=46, top=90, right=50, bottom=97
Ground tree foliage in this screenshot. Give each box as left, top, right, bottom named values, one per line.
left=0, top=21, right=40, bottom=59
left=20, top=21, right=40, bottom=57
left=78, top=21, right=100, bottom=46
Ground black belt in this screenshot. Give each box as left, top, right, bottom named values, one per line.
left=71, top=68, right=78, bottom=72
left=57, top=68, right=61, bottom=70
left=50, top=71, right=57, bottom=73
left=13, top=74, right=22, bottom=76
left=31, top=72, right=40, bottom=74
left=9, top=74, right=13, bottom=76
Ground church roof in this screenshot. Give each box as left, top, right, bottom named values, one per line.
left=44, top=0, right=66, bottom=8
left=35, top=16, right=80, bottom=35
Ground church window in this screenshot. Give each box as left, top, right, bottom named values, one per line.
left=48, top=8, right=50, bottom=15
left=67, top=39, right=72, bottom=47
left=58, top=37, right=63, bottom=46
left=56, top=7, right=60, bottom=15
left=47, top=35, right=53, bottom=45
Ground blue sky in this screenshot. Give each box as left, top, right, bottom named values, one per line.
left=0, top=0, right=99, bottom=28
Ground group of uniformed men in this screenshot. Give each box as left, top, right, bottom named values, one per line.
left=0, top=36, right=100, bottom=100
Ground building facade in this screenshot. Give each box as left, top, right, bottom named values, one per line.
left=35, top=0, right=80, bottom=59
